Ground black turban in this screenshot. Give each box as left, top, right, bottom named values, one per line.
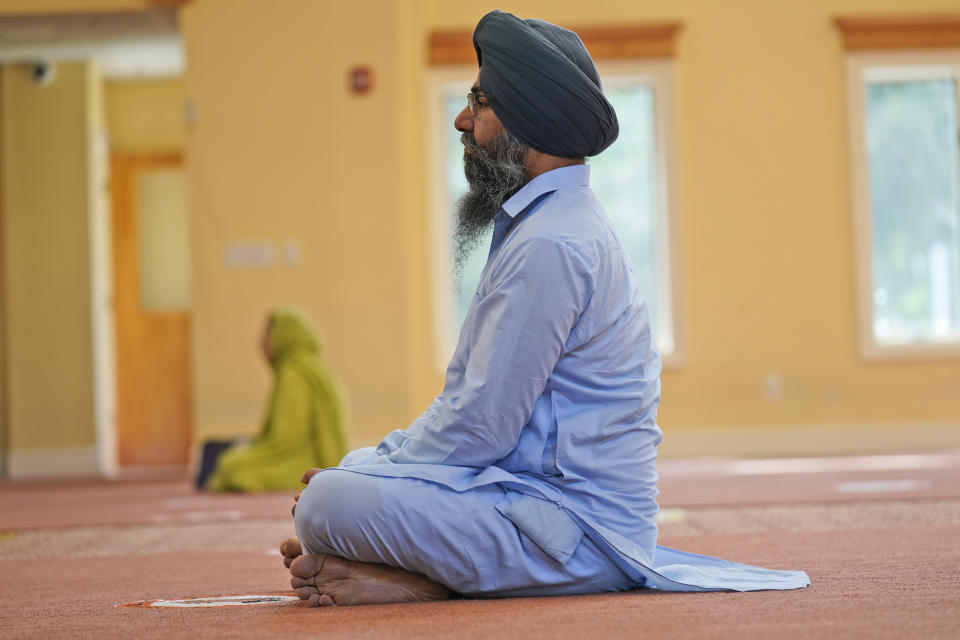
left=472, top=10, right=619, bottom=158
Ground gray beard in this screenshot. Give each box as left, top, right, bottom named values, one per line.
left=453, top=130, right=528, bottom=286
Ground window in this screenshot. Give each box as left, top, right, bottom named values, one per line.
left=846, top=51, right=960, bottom=358
left=427, top=61, right=683, bottom=371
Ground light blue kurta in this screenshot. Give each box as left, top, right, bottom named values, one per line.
left=298, top=165, right=809, bottom=594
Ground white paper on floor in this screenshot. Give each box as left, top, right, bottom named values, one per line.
left=117, top=595, right=299, bottom=608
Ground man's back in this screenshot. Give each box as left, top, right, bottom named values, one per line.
left=475, top=169, right=663, bottom=545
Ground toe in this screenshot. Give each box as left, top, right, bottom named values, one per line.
left=290, top=554, right=327, bottom=579
left=280, top=538, right=302, bottom=557
left=291, top=575, right=313, bottom=589
left=294, top=586, right=317, bottom=600
left=317, top=594, right=337, bottom=607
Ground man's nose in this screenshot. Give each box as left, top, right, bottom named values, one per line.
left=454, top=106, right=473, bottom=133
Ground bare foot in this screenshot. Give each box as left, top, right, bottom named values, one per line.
left=289, top=554, right=450, bottom=606
left=280, top=538, right=303, bottom=569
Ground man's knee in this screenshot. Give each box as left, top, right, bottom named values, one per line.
left=293, top=469, right=385, bottom=552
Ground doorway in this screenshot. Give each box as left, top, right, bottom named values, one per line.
left=0, top=72, right=6, bottom=475
left=111, top=153, right=192, bottom=465
left=0, top=8, right=187, bottom=476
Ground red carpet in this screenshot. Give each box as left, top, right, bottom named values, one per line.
left=2, top=450, right=958, bottom=639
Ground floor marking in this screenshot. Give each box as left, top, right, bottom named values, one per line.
left=836, top=480, right=932, bottom=494
left=727, top=453, right=958, bottom=475
left=265, top=548, right=283, bottom=556
left=116, top=594, right=299, bottom=608
left=164, top=496, right=220, bottom=509
left=655, top=508, right=687, bottom=524
left=152, top=510, right=243, bottom=524
left=661, top=452, right=960, bottom=476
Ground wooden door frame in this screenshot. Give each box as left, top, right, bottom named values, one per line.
left=110, top=151, right=191, bottom=466
left=0, top=70, right=7, bottom=475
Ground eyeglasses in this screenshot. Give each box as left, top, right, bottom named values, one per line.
left=466, top=91, right=489, bottom=116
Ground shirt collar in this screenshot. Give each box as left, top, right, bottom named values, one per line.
left=501, top=164, right=590, bottom=218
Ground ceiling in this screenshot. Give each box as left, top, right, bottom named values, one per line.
left=0, top=8, right=182, bottom=78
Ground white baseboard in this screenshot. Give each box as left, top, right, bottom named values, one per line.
left=6, top=445, right=100, bottom=477
left=658, top=421, right=960, bottom=459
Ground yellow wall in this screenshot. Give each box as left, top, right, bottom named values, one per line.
left=105, top=79, right=185, bottom=154
left=422, top=0, right=960, bottom=431
left=180, top=0, right=960, bottom=453
left=182, top=0, right=413, bottom=446
left=1, top=62, right=101, bottom=460
left=654, top=0, right=960, bottom=433
left=0, top=0, right=955, bottom=466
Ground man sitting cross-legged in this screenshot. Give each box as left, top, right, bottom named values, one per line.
left=281, top=10, right=810, bottom=607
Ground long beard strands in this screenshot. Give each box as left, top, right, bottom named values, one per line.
left=453, top=131, right=528, bottom=286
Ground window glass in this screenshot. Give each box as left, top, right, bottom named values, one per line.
left=441, top=93, right=486, bottom=331
left=591, top=84, right=671, bottom=352
left=441, top=80, right=673, bottom=353
left=137, top=168, right=192, bottom=311
left=865, top=78, right=960, bottom=343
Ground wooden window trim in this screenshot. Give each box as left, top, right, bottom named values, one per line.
left=835, top=15, right=960, bottom=51
left=430, top=23, right=682, bottom=66
left=842, top=51, right=960, bottom=360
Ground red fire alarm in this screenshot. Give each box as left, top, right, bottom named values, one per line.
left=350, top=66, right=373, bottom=95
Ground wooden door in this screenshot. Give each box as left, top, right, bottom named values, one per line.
left=111, top=153, right=192, bottom=465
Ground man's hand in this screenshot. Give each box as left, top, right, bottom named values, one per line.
left=301, top=468, right=323, bottom=484
left=279, top=537, right=303, bottom=568
left=292, top=468, right=323, bottom=517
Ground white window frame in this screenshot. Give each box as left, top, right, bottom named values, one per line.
left=845, top=49, right=960, bottom=360
left=426, top=60, right=685, bottom=374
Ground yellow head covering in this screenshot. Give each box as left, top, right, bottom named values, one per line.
left=268, top=307, right=323, bottom=365
left=205, top=307, right=348, bottom=491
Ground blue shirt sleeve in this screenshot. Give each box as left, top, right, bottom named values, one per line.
left=386, top=235, right=592, bottom=467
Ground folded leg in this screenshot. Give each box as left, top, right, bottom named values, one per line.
left=293, top=469, right=632, bottom=597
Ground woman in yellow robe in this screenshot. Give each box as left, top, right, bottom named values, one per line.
left=205, top=309, right=348, bottom=492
